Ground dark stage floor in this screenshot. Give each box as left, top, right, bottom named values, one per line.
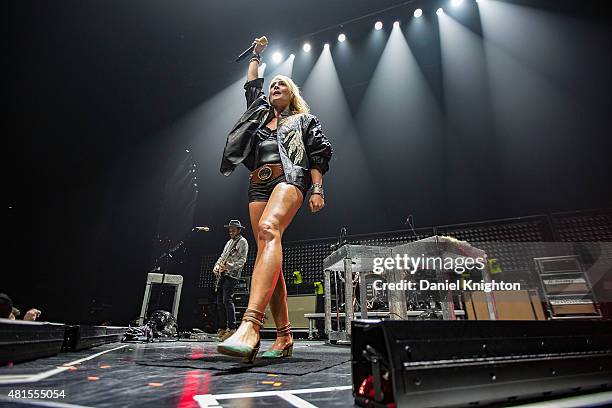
left=1, top=340, right=611, bottom=408
left=0, top=339, right=354, bottom=408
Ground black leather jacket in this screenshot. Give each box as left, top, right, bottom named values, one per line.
left=221, top=78, right=333, bottom=192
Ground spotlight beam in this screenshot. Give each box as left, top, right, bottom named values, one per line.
left=357, top=21, right=444, bottom=211
left=301, top=46, right=384, bottom=231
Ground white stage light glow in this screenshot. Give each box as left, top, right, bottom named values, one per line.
left=338, top=33, right=346, bottom=42
left=272, top=52, right=283, bottom=63
left=374, top=21, right=383, bottom=30
left=303, top=43, right=311, bottom=52
left=414, top=9, right=423, bottom=18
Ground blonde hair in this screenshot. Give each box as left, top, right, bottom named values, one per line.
left=269, top=75, right=310, bottom=115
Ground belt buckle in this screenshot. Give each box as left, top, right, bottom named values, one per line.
left=257, top=165, right=273, bottom=181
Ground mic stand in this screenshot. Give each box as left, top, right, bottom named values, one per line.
left=330, top=226, right=348, bottom=252
left=150, top=233, right=189, bottom=318
left=154, top=238, right=172, bottom=313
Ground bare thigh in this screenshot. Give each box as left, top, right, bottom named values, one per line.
left=258, top=182, right=303, bottom=234
left=248, top=202, right=267, bottom=246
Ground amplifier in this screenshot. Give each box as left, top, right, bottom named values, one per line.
left=263, top=295, right=315, bottom=329
left=543, top=278, right=589, bottom=294
left=535, top=256, right=602, bottom=319
left=550, top=298, right=598, bottom=315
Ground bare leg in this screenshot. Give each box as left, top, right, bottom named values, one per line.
left=266, top=272, right=292, bottom=350
left=249, top=183, right=303, bottom=310
left=249, top=201, right=292, bottom=351
left=222, top=182, right=303, bottom=349
left=248, top=201, right=267, bottom=281
left=269, top=272, right=289, bottom=326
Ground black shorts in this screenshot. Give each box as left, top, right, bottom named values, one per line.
left=248, top=175, right=307, bottom=202
left=248, top=174, right=287, bottom=202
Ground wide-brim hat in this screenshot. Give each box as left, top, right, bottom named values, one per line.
left=224, top=219, right=245, bottom=229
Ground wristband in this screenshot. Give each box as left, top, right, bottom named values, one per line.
left=312, top=183, right=324, bottom=197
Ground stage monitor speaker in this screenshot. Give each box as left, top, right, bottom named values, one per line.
left=352, top=319, right=612, bottom=408
left=0, top=319, right=65, bottom=365
left=63, top=325, right=128, bottom=351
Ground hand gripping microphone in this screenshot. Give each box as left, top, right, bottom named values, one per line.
left=235, top=36, right=268, bottom=62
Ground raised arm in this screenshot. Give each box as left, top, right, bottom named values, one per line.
left=247, top=36, right=268, bottom=81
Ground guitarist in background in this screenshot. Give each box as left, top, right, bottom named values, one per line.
left=214, top=220, right=248, bottom=341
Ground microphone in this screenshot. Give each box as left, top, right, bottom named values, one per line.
left=235, top=44, right=255, bottom=62
left=193, top=226, right=210, bottom=232
left=235, top=37, right=268, bottom=62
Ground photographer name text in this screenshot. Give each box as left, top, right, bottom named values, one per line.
left=373, top=279, right=521, bottom=292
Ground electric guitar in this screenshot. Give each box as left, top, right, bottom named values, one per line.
left=214, top=238, right=239, bottom=292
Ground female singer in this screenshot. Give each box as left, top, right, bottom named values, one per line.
left=218, top=36, right=333, bottom=362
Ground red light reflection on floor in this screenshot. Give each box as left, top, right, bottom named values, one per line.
left=189, top=346, right=206, bottom=360
left=177, top=370, right=210, bottom=408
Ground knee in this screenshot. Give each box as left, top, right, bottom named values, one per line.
left=257, top=220, right=280, bottom=242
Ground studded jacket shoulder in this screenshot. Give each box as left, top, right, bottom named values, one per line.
left=220, top=77, right=333, bottom=192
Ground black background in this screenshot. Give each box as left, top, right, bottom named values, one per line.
left=5, top=0, right=611, bottom=325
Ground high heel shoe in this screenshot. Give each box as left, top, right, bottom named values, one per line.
left=262, top=323, right=293, bottom=359
left=217, top=308, right=265, bottom=363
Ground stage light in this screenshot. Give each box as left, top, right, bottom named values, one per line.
left=436, top=7, right=444, bottom=15
left=451, top=0, right=464, bottom=6
left=414, top=8, right=423, bottom=18
left=393, top=21, right=400, bottom=28
left=324, top=43, right=330, bottom=49
left=185, top=149, right=190, bottom=153
left=272, top=52, right=283, bottom=63
left=338, top=33, right=346, bottom=43
left=289, top=53, right=295, bottom=59
left=374, top=21, right=383, bottom=30
left=303, top=42, right=311, bottom=52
